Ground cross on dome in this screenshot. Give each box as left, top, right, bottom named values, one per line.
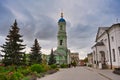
left=58, top=12, right=66, bottom=22
left=61, top=12, right=63, bottom=18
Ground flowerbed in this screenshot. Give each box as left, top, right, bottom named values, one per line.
left=0, top=64, right=59, bottom=80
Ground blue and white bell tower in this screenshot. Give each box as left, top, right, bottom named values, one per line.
left=57, top=12, right=67, bottom=49
left=54, top=12, right=70, bottom=65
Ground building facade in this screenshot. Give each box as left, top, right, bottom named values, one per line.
left=70, top=53, right=79, bottom=66
left=87, top=53, right=93, bottom=66
left=92, top=23, right=120, bottom=69
left=54, top=13, right=71, bottom=65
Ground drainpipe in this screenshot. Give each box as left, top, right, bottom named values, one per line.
left=95, top=45, right=98, bottom=68
left=106, top=30, right=112, bottom=69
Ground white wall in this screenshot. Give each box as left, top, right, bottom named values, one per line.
left=92, top=24, right=120, bottom=68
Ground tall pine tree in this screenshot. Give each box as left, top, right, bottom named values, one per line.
left=29, top=39, right=42, bottom=65
left=1, top=20, right=26, bottom=66
left=48, top=49, right=56, bottom=65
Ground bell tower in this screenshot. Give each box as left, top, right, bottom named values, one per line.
left=54, top=12, right=70, bottom=65
left=57, top=12, right=67, bottom=49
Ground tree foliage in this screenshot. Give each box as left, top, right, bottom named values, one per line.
left=1, top=20, right=26, bottom=66
left=83, top=57, right=88, bottom=63
left=48, top=49, right=56, bottom=65
left=29, top=39, right=42, bottom=65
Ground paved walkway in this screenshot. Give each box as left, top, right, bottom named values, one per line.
left=86, top=67, right=120, bottom=80
left=37, top=67, right=120, bottom=80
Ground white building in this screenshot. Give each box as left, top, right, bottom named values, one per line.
left=87, top=53, right=93, bottom=66
left=92, top=23, right=120, bottom=69
left=70, top=53, right=79, bottom=65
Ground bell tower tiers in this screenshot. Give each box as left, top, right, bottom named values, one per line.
left=54, top=12, right=70, bottom=64
left=57, top=12, right=67, bottom=49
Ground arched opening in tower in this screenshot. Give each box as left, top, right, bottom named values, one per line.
left=60, top=40, right=63, bottom=45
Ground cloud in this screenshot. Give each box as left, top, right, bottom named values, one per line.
left=67, top=24, right=95, bottom=51
left=34, top=15, right=57, bottom=40
left=0, top=0, right=120, bottom=59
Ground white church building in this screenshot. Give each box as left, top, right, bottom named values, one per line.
left=92, top=23, right=120, bottom=69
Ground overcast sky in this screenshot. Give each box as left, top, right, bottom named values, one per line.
left=0, top=0, right=120, bottom=59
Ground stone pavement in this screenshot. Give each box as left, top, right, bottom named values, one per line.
left=37, top=67, right=120, bottom=80
left=85, top=67, right=120, bottom=80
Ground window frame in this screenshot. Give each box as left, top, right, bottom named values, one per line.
left=112, top=49, right=116, bottom=62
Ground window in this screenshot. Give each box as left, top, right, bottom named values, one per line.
left=60, top=25, right=63, bottom=30
left=60, top=40, right=63, bottom=45
left=104, top=39, right=107, bottom=42
left=118, top=47, right=120, bottom=56
left=112, top=49, right=116, bottom=62
left=111, top=36, right=114, bottom=42
left=101, top=39, right=103, bottom=42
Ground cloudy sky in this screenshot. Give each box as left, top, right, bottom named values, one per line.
left=0, top=0, right=120, bottom=59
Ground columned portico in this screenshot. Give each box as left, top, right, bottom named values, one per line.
left=92, top=42, right=108, bottom=69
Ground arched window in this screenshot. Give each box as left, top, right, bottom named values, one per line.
left=118, top=47, right=120, bottom=56
left=112, top=49, right=116, bottom=62
left=60, top=40, right=63, bottom=45
left=60, top=25, right=63, bottom=30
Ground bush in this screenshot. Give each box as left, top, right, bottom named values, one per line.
left=6, top=66, right=16, bottom=72
left=41, top=64, right=50, bottom=72
left=35, top=73, right=42, bottom=78
left=60, top=64, right=68, bottom=68
left=22, top=76, right=31, bottom=80
left=0, top=73, right=7, bottom=80
left=88, top=64, right=92, bottom=67
left=0, top=66, right=5, bottom=73
left=50, top=64, right=57, bottom=69
left=21, top=69, right=31, bottom=76
left=30, top=64, right=44, bottom=73
left=8, top=72, right=24, bottom=80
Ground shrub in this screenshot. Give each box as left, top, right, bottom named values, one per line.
left=6, top=66, right=16, bottom=72
left=0, top=66, right=5, bottom=73
left=50, top=64, right=57, bottom=69
left=21, top=69, right=31, bottom=76
left=17, top=66, right=24, bottom=71
left=41, top=64, right=50, bottom=72
left=22, top=76, right=31, bottom=80
left=60, top=64, right=68, bottom=68
left=30, top=64, right=44, bottom=73
left=32, top=71, right=39, bottom=77
left=0, top=73, right=7, bottom=80
left=88, top=64, right=92, bottom=67
left=35, top=73, right=41, bottom=78
left=8, top=72, right=24, bottom=80
left=56, top=68, right=59, bottom=71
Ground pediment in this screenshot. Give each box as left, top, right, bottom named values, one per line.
left=96, top=27, right=109, bottom=41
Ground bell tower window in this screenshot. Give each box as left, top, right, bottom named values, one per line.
left=60, top=40, right=63, bottom=45
left=60, top=25, right=63, bottom=30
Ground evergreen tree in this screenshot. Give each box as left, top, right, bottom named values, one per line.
left=1, top=20, right=26, bottom=66
left=29, top=39, right=42, bottom=65
left=48, top=49, right=56, bottom=65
